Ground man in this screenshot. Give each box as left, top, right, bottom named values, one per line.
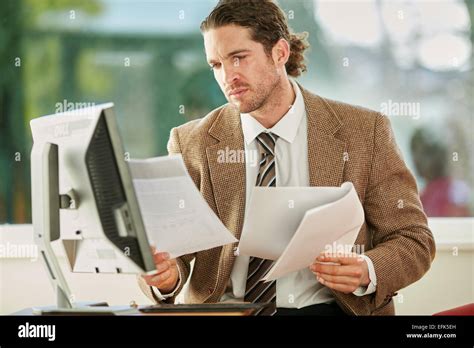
left=138, top=0, right=435, bottom=315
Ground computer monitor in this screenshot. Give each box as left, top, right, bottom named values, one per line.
left=30, top=103, right=155, bottom=309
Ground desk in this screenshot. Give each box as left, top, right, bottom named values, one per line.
left=12, top=303, right=263, bottom=316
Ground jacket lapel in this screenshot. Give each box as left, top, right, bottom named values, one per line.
left=205, top=105, right=246, bottom=298
left=206, top=104, right=247, bottom=239
left=300, top=86, right=347, bottom=188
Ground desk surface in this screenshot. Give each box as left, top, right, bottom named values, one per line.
left=13, top=303, right=262, bottom=316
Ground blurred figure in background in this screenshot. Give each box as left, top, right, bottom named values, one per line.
left=411, top=128, right=470, bottom=217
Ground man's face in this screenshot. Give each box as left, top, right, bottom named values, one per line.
left=203, top=24, right=281, bottom=113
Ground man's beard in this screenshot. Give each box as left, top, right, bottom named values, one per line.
left=232, top=74, right=281, bottom=114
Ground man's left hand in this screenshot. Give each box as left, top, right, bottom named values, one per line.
left=309, top=253, right=370, bottom=294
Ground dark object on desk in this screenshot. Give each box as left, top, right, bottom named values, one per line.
left=140, top=303, right=269, bottom=316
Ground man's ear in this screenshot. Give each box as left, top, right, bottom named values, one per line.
left=272, top=38, right=290, bottom=68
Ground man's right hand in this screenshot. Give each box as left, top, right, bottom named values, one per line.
left=142, top=247, right=179, bottom=294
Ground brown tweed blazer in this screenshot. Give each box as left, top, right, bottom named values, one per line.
left=138, top=85, right=436, bottom=315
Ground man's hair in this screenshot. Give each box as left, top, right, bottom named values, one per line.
left=200, top=0, right=309, bottom=78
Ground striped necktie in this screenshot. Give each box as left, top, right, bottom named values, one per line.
left=244, top=132, right=278, bottom=316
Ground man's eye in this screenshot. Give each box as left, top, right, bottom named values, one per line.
left=233, top=56, right=245, bottom=66
left=210, top=63, right=221, bottom=70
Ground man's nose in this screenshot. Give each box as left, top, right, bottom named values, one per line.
left=222, top=62, right=239, bottom=86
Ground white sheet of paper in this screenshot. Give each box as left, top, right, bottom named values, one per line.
left=238, top=182, right=364, bottom=281
left=129, top=155, right=237, bottom=259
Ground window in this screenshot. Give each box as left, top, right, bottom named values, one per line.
left=0, top=0, right=472, bottom=223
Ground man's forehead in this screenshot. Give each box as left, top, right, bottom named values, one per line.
left=204, top=25, right=255, bottom=57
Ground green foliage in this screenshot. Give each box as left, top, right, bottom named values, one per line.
left=22, top=0, right=102, bottom=26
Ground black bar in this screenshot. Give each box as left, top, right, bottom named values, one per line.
left=0, top=315, right=472, bottom=346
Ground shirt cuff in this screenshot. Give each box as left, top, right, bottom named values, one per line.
left=352, top=254, right=377, bottom=297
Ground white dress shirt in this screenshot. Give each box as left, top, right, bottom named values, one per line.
left=220, top=79, right=377, bottom=308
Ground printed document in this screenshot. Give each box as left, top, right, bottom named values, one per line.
left=238, top=182, right=364, bottom=281
left=129, top=155, right=237, bottom=259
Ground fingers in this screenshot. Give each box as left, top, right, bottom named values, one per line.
left=310, top=263, right=363, bottom=278
left=153, top=252, right=177, bottom=273
left=143, top=248, right=180, bottom=291
left=142, top=249, right=179, bottom=288
left=142, top=265, right=171, bottom=285
left=316, top=278, right=359, bottom=294
left=316, top=253, right=363, bottom=265
left=154, top=258, right=177, bottom=274
left=314, top=273, right=360, bottom=287
left=309, top=253, right=370, bottom=293
left=142, top=268, right=172, bottom=285
left=155, top=260, right=171, bottom=274
left=153, top=251, right=170, bottom=265
left=151, top=269, right=172, bottom=283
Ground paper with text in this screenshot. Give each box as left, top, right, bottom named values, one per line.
left=238, top=182, right=364, bottom=281
left=129, top=155, right=237, bottom=259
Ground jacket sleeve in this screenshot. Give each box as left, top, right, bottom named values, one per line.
left=363, top=114, right=436, bottom=309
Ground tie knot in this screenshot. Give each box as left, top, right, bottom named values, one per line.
left=256, top=132, right=278, bottom=157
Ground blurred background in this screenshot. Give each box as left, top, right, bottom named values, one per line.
left=1, top=0, right=473, bottom=223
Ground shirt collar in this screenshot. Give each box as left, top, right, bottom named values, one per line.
left=240, top=79, right=305, bottom=145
